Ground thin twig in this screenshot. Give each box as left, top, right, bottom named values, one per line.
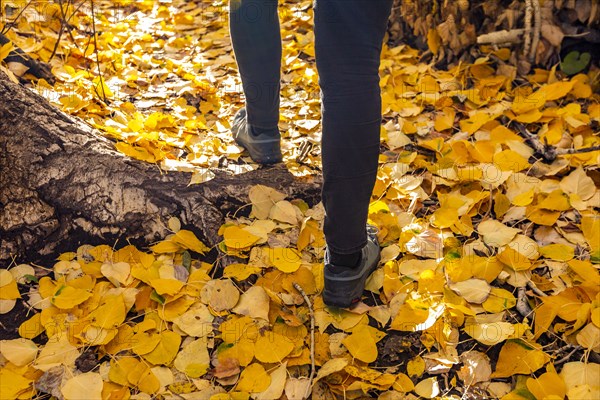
left=516, top=286, right=533, bottom=317
left=89, top=0, right=106, bottom=103
left=61, top=0, right=79, bottom=44
left=527, top=280, right=547, bottom=297
left=513, top=121, right=545, bottom=154
left=477, top=29, right=525, bottom=44
left=293, top=282, right=315, bottom=400
left=556, top=145, right=600, bottom=156
left=523, top=0, right=533, bottom=57
left=554, top=345, right=582, bottom=366
left=529, top=0, right=541, bottom=62
left=48, top=0, right=66, bottom=62
left=513, top=121, right=600, bottom=162
left=0, top=0, right=35, bottom=35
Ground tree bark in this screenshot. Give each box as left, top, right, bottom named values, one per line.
left=0, top=72, right=322, bottom=265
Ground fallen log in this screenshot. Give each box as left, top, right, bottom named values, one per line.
left=0, top=72, right=322, bottom=264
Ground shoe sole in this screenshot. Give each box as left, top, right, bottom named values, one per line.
left=235, top=137, right=282, bottom=165
left=322, top=253, right=381, bottom=308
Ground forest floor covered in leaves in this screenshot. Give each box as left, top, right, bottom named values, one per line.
left=1, top=0, right=599, bottom=399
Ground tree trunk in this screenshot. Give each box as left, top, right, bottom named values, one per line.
left=0, top=72, right=321, bottom=265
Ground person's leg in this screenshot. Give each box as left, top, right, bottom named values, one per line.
left=314, top=0, right=393, bottom=262
left=229, top=0, right=281, bottom=129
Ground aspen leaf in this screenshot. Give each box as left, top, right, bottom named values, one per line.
left=405, top=229, right=444, bottom=258
left=539, top=243, right=575, bottom=261
left=390, top=303, right=429, bottom=331
left=150, top=366, right=173, bottom=392
left=514, top=109, right=543, bottom=123
left=132, top=330, right=161, bottom=355
left=493, top=150, right=530, bottom=172
left=342, top=326, right=378, bottom=363
left=431, top=206, right=459, bottom=228
left=386, top=130, right=411, bottom=149
left=10, top=264, right=35, bottom=284
left=0, top=269, right=20, bottom=300
left=88, top=294, right=127, bottom=329
left=255, top=362, right=288, bottom=400
left=61, top=372, right=103, bottom=400
left=232, top=285, right=270, bottom=321
left=254, top=332, right=294, bottom=363
left=201, top=279, right=240, bottom=312
left=268, top=247, right=302, bottom=273
left=34, top=334, right=80, bottom=371
left=568, top=259, right=600, bottom=287
left=527, top=371, right=567, bottom=400
left=592, top=307, right=600, bottom=328
left=269, top=200, right=299, bottom=225
left=458, top=351, right=491, bottom=385
left=0, top=41, right=14, bottom=63
left=478, top=219, right=520, bottom=247
left=0, top=338, right=38, bottom=366
left=52, top=285, right=92, bottom=309
left=219, top=336, right=256, bottom=367
left=109, top=357, right=139, bottom=386
left=414, top=377, right=440, bottom=399
left=101, top=261, right=131, bottom=286
left=560, top=167, right=596, bottom=201
left=581, top=215, right=600, bottom=259
left=434, top=107, right=455, bottom=131
left=541, top=80, right=575, bottom=101
left=314, top=358, right=349, bottom=383
left=142, top=330, right=181, bottom=365
left=174, top=338, right=210, bottom=378
left=576, top=323, right=600, bottom=352
left=223, top=226, right=261, bottom=250
left=464, top=321, right=514, bottom=346
left=149, top=278, right=184, bottom=296
left=173, top=229, right=210, bottom=254
left=497, top=247, right=532, bottom=271
left=168, top=216, right=181, bottom=232
left=407, top=355, right=425, bottom=378
left=393, top=373, right=415, bottom=392
left=158, top=296, right=195, bottom=322
left=115, top=142, right=156, bottom=163
left=491, top=340, right=549, bottom=377
left=236, top=363, right=271, bottom=393
left=285, top=378, right=311, bottom=400
left=224, top=263, right=262, bottom=280
left=19, top=313, right=44, bottom=339
left=559, top=362, right=600, bottom=400
left=0, top=299, right=16, bottom=314
left=449, top=278, right=491, bottom=304
left=172, top=302, right=214, bottom=337
left=249, top=185, right=286, bottom=220
left=0, top=368, right=31, bottom=399
left=380, top=244, right=400, bottom=264
left=128, top=362, right=160, bottom=394
left=427, top=29, right=441, bottom=55
left=150, top=240, right=182, bottom=254
left=482, top=288, right=516, bottom=313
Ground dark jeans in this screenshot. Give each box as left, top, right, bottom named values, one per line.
left=230, top=0, right=393, bottom=254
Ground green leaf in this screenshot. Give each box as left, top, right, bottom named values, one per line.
left=150, top=290, right=165, bottom=305
left=182, top=251, right=191, bottom=270
left=560, top=51, right=591, bottom=75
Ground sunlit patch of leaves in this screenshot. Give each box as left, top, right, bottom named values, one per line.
left=1, top=0, right=599, bottom=399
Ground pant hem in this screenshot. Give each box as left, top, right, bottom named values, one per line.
left=326, top=241, right=367, bottom=255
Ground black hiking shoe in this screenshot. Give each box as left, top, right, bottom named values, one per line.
left=232, top=108, right=282, bottom=165
left=323, top=225, right=381, bottom=308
